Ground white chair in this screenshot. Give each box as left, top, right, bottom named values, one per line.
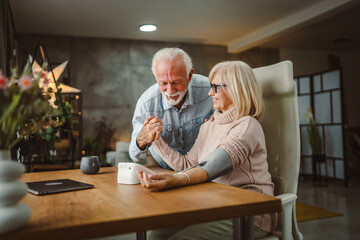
left=253, top=61, right=303, bottom=240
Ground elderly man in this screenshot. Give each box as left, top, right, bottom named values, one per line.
left=129, top=48, right=213, bottom=169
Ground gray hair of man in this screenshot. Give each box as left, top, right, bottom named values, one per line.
left=151, top=48, right=193, bottom=77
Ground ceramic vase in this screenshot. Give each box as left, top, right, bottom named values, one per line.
left=0, top=150, right=31, bottom=234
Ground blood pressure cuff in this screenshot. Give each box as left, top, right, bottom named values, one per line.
left=199, top=148, right=233, bottom=180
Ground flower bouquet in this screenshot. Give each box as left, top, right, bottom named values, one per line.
left=0, top=61, right=72, bottom=233
left=1, top=66, right=42, bottom=149
left=0, top=62, right=69, bottom=151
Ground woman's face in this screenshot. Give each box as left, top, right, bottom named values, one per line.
left=208, top=74, right=233, bottom=112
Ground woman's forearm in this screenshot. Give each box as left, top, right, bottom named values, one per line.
left=180, top=167, right=209, bottom=186
left=152, top=138, right=198, bottom=171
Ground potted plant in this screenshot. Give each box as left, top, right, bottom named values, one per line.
left=304, top=107, right=326, bottom=185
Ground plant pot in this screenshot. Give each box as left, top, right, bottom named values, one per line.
left=312, top=154, right=328, bottom=187
left=0, top=150, right=31, bottom=234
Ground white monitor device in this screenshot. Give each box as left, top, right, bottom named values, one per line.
left=117, top=162, right=155, bottom=184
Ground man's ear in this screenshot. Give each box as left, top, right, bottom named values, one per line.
left=188, top=68, right=194, bottom=82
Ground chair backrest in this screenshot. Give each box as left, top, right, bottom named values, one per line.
left=253, top=61, right=300, bottom=196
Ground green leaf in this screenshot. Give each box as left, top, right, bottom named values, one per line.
left=46, top=127, right=53, bottom=134
left=0, top=93, right=22, bottom=125
left=45, top=134, right=51, bottom=141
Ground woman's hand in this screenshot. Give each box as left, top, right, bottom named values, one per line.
left=137, top=170, right=187, bottom=191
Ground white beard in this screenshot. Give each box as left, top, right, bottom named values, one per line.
left=162, top=89, right=188, bottom=106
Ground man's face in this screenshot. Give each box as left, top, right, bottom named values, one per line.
left=154, top=58, right=191, bottom=106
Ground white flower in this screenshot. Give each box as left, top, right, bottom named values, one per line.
left=18, top=75, right=34, bottom=91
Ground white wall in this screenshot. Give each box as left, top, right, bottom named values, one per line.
left=280, top=48, right=360, bottom=128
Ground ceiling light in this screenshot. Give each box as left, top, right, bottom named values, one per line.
left=139, top=24, right=157, bottom=32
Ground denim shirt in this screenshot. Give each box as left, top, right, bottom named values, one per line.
left=129, top=74, right=213, bottom=169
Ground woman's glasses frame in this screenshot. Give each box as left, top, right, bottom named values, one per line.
left=210, top=83, right=227, bottom=93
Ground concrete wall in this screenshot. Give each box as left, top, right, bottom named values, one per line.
left=280, top=48, right=360, bottom=128
left=17, top=34, right=279, bottom=150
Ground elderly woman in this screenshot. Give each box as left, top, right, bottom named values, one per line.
left=137, top=61, right=276, bottom=239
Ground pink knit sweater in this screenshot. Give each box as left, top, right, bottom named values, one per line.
left=153, top=106, right=277, bottom=233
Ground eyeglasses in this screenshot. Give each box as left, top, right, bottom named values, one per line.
left=210, top=83, right=227, bottom=93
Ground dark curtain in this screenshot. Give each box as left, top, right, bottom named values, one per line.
left=0, top=0, right=17, bottom=75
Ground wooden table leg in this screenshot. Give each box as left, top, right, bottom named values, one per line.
left=233, top=216, right=253, bottom=240
left=244, top=216, right=253, bottom=240
left=136, top=231, right=147, bottom=240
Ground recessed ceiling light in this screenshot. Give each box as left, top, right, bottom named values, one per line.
left=139, top=24, right=157, bottom=32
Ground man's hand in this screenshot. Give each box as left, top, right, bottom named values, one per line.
left=136, top=116, right=163, bottom=150
left=205, top=114, right=214, bottom=122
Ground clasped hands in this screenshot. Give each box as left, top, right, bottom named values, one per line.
left=136, top=116, right=163, bottom=150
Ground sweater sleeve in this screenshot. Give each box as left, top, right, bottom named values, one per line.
left=218, top=117, right=265, bottom=168
left=152, top=137, right=200, bottom=171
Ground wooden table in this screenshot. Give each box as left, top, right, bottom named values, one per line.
left=1, top=167, right=281, bottom=240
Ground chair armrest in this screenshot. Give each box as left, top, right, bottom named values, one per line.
left=277, top=193, right=297, bottom=204
left=276, top=193, right=297, bottom=240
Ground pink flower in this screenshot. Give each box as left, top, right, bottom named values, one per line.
left=18, top=75, right=34, bottom=91
left=0, top=70, right=9, bottom=89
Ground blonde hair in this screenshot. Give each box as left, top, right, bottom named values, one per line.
left=209, top=61, right=264, bottom=120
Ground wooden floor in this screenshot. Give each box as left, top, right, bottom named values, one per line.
left=296, top=178, right=360, bottom=240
